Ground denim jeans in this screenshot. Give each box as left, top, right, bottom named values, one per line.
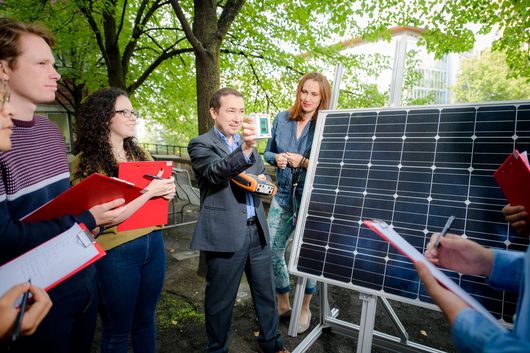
left=96, top=230, right=165, bottom=353
left=268, top=197, right=316, bottom=295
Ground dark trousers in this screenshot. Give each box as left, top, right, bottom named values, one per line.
left=204, top=223, right=283, bottom=353
left=2, top=277, right=98, bottom=353
left=96, top=231, right=166, bottom=353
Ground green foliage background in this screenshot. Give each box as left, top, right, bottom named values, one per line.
left=454, top=49, right=530, bottom=103
left=2, top=0, right=528, bottom=146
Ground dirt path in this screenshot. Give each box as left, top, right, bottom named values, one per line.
left=92, top=215, right=456, bottom=352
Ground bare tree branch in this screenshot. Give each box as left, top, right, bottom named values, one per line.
left=127, top=47, right=195, bottom=93
left=76, top=0, right=109, bottom=66
left=246, top=56, right=279, bottom=112
left=123, top=0, right=171, bottom=72
left=115, top=0, right=128, bottom=46
left=168, top=0, right=204, bottom=55
left=217, top=0, right=245, bottom=38
left=220, top=49, right=305, bottom=75
left=140, top=26, right=184, bottom=34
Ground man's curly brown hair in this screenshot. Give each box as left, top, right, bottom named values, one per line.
left=73, top=87, right=147, bottom=180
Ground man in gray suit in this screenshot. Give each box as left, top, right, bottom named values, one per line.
left=188, top=87, right=289, bottom=353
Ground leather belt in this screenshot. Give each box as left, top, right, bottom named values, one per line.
left=246, top=216, right=257, bottom=226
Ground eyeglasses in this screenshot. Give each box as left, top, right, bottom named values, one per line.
left=0, top=80, right=10, bottom=111
left=115, top=109, right=140, bottom=119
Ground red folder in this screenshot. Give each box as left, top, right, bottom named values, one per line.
left=117, top=161, right=173, bottom=231
left=0, top=223, right=106, bottom=296
left=493, top=150, right=530, bottom=212
left=22, top=173, right=144, bottom=223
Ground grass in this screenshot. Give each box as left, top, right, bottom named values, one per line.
left=156, top=290, right=205, bottom=329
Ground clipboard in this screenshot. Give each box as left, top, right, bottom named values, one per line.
left=21, top=173, right=144, bottom=223
left=493, top=150, right=530, bottom=211
left=363, top=219, right=506, bottom=331
left=0, top=223, right=105, bottom=296
left=117, top=161, right=173, bottom=231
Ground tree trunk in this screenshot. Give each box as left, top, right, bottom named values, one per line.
left=103, top=1, right=126, bottom=89
left=193, top=0, right=221, bottom=135
left=170, top=0, right=244, bottom=135
left=194, top=49, right=220, bottom=134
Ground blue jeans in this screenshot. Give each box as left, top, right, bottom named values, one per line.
left=96, top=231, right=166, bottom=353
left=268, top=197, right=316, bottom=295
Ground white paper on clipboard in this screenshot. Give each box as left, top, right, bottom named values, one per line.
left=363, top=219, right=507, bottom=332
left=0, top=223, right=105, bottom=296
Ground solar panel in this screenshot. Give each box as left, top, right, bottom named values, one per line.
left=289, top=102, right=530, bottom=323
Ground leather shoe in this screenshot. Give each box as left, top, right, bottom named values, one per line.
left=297, top=311, right=312, bottom=334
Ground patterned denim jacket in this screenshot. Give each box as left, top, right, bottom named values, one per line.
left=264, top=111, right=315, bottom=209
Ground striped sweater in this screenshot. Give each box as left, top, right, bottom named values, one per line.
left=0, top=116, right=95, bottom=297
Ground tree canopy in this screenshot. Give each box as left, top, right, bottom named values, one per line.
left=454, top=49, right=530, bottom=103
left=1, top=0, right=527, bottom=144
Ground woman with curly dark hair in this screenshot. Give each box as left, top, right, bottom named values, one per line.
left=71, top=87, right=175, bottom=353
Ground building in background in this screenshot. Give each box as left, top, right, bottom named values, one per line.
left=338, top=26, right=455, bottom=105
left=36, top=103, right=74, bottom=152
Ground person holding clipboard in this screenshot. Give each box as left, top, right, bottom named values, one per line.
left=416, top=219, right=530, bottom=352
left=71, top=87, right=175, bottom=353
left=0, top=79, right=52, bottom=342
left=0, top=19, right=129, bottom=353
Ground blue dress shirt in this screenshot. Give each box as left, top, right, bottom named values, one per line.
left=214, top=127, right=256, bottom=219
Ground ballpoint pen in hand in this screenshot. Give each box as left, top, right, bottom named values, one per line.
left=434, top=215, right=455, bottom=250
left=144, top=173, right=165, bottom=180
left=11, top=279, right=31, bottom=342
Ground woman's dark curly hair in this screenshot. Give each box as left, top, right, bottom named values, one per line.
left=73, top=87, right=147, bottom=179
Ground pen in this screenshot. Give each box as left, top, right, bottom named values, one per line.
left=11, top=279, right=31, bottom=342
left=144, top=174, right=165, bottom=180
left=434, top=215, right=455, bottom=250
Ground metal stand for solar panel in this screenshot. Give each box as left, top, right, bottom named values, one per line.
left=289, top=42, right=445, bottom=353
left=289, top=278, right=444, bottom=353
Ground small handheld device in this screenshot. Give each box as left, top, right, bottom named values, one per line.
left=231, top=173, right=277, bottom=196
left=249, top=113, right=272, bottom=139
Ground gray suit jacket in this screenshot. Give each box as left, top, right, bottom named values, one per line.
left=187, top=129, right=270, bottom=252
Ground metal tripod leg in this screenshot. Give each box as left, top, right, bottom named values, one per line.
left=288, top=276, right=307, bottom=336
left=291, top=281, right=337, bottom=353
left=291, top=287, right=446, bottom=353
left=357, top=293, right=377, bottom=353
left=379, top=296, right=409, bottom=342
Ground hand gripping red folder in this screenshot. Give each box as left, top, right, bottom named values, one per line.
left=117, top=161, right=173, bottom=231
left=493, top=150, right=530, bottom=212
left=0, top=223, right=105, bottom=296
left=21, top=173, right=144, bottom=223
